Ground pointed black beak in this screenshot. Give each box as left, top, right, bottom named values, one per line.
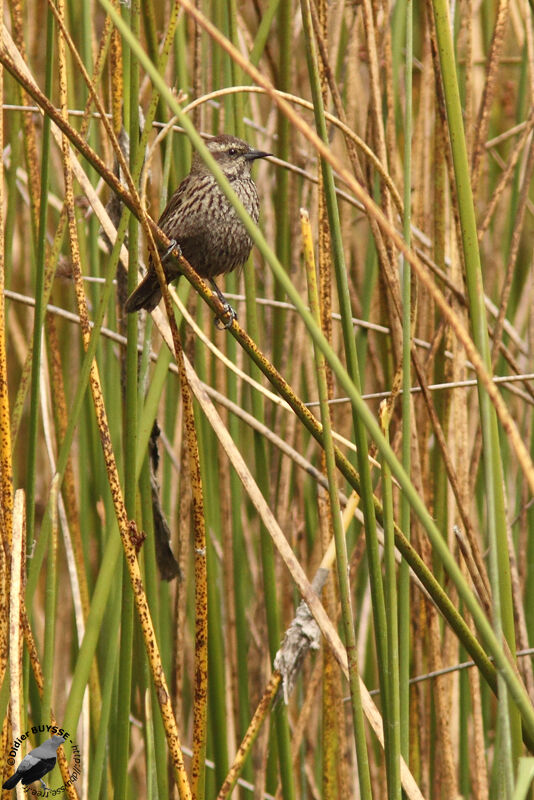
left=245, top=149, right=272, bottom=161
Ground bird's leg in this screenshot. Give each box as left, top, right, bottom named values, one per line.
left=209, top=279, right=237, bottom=329
left=161, top=238, right=182, bottom=263
left=39, top=779, right=50, bottom=789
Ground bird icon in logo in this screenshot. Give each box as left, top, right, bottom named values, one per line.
left=2, top=734, right=65, bottom=791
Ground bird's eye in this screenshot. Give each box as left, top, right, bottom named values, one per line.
left=228, top=147, right=238, bottom=156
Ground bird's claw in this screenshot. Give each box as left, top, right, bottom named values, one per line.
left=161, top=238, right=181, bottom=263
left=214, top=303, right=237, bottom=330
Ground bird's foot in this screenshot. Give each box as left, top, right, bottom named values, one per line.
left=214, top=303, right=237, bottom=330
left=161, top=239, right=182, bottom=263
left=209, top=279, right=237, bottom=329
left=39, top=779, right=50, bottom=790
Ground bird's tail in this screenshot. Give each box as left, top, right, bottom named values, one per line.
left=124, top=272, right=162, bottom=313
left=3, top=773, right=21, bottom=789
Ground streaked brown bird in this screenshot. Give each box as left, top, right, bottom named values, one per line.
left=124, top=134, right=270, bottom=321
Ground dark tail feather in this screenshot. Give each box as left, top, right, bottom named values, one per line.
left=3, top=773, right=21, bottom=789
left=124, top=272, right=162, bottom=313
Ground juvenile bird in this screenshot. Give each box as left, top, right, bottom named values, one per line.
left=2, top=735, right=65, bottom=790
left=124, top=134, right=270, bottom=321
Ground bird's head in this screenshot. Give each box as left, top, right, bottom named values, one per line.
left=192, top=134, right=271, bottom=180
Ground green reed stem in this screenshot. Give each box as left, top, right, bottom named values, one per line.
left=42, top=479, right=59, bottom=719
left=88, top=572, right=121, bottom=800
left=399, top=0, right=413, bottom=764
left=25, top=5, right=54, bottom=543
left=431, top=0, right=520, bottom=782
left=380, top=414, right=401, bottom=800
left=304, top=213, right=372, bottom=799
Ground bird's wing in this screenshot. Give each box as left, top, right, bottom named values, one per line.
left=14, top=751, right=42, bottom=773
left=173, top=233, right=211, bottom=271
left=156, top=174, right=219, bottom=240
left=156, top=176, right=193, bottom=232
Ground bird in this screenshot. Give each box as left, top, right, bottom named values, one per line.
left=2, top=734, right=65, bottom=790
left=124, top=133, right=271, bottom=324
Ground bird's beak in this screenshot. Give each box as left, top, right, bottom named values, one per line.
left=245, top=149, right=272, bottom=161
